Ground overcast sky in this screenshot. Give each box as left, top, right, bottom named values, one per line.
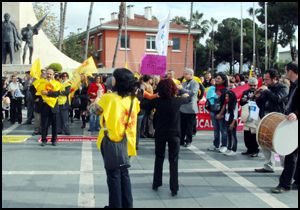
left=48, top=2, right=297, bottom=52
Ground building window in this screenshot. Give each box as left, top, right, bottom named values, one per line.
left=146, top=35, right=156, bottom=50
left=98, top=34, right=103, bottom=51
left=172, top=37, right=180, bottom=50
left=90, top=37, right=95, bottom=46
left=121, top=34, right=130, bottom=49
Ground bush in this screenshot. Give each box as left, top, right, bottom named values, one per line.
left=48, top=63, right=63, bottom=73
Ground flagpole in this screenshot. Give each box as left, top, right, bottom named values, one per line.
left=125, top=2, right=128, bottom=68
left=240, top=2, right=243, bottom=74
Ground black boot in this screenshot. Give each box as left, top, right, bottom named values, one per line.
left=81, top=116, right=86, bottom=128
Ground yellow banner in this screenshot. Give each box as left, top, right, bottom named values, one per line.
left=30, top=58, right=41, bottom=79
left=35, top=79, right=62, bottom=108
left=2, top=135, right=31, bottom=143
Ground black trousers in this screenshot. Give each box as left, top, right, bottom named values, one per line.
left=105, top=167, right=133, bottom=208
left=180, top=113, right=196, bottom=145
left=41, top=103, right=57, bottom=143
left=153, top=134, right=180, bottom=193
left=243, top=130, right=259, bottom=154
left=10, top=98, right=22, bottom=123
left=227, top=124, right=237, bottom=152
left=279, top=148, right=298, bottom=188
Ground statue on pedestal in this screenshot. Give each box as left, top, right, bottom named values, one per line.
left=2, top=13, right=22, bottom=64
left=21, top=14, right=47, bottom=64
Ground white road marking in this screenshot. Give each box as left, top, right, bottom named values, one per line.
left=2, top=166, right=283, bottom=176
left=77, top=141, right=95, bottom=208
left=187, top=145, right=289, bottom=208
left=2, top=123, right=21, bottom=135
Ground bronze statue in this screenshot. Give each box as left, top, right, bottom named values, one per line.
left=2, top=13, right=21, bottom=64
left=21, top=14, right=47, bottom=64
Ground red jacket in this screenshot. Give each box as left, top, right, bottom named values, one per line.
left=88, top=83, right=106, bottom=100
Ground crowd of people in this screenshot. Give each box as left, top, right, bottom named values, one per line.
left=1, top=61, right=298, bottom=207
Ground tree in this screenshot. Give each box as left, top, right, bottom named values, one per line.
left=191, top=11, right=209, bottom=71
left=171, top=16, right=189, bottom=26
left=112, top=2, right=125, bottom=68
left=254, top=2, right=298, bottom=67
left=58, top=2, right=67, bottom=51
left=184, top=2, right=193, bottom=68
left=62, top=32, right=84, bottom=63
left=209, top=18, right=218, bottom=73
left=33, top=2, right=59, bottom=46
left=84, top=2, right=94, bottom=60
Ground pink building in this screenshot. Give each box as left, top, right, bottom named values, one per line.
left=83, top=6, right=201, bottom=78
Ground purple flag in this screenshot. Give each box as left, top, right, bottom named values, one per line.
left=140, top=54, right=167, bottom=76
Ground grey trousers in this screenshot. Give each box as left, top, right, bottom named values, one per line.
left=33, top=111, right=41, bottom=133
left=57, top=108, right=70, bottom=134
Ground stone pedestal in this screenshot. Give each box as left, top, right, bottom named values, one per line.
left=2, top=2, right=80, bottom=69
left=2, top=64, right=32, bottom=78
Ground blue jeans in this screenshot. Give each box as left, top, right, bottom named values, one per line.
left=210, top=112, right=227, bottom=148
left=89, top=113, right=100, bottom=131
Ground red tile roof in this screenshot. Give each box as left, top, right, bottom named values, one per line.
left=103, top=14, right=187, bottom=30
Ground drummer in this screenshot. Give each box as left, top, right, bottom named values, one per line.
left=271, top=62, right=298, bottom=193
left=254, top=69, right=289, bottom=173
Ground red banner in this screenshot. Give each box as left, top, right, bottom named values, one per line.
left=196, top=79, right=263, bottom=131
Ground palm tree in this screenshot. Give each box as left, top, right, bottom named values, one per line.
left=171, top=16, right=189, bottom=26
left=58, top=2, right=67, bottom=51
left=191, top=11, right=209, bottom=71
left=84, top=2, right=94, bottom=60
left=209, top=18, right=218, bottom=73
left=224, top=19, right=239, bottom=74
left=184, top=2, right=193, bottom=69
left=112, top=2, right=125, bottom=68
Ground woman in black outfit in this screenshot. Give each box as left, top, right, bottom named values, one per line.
left=75, top=73, right=90, bottom=128
left=141, top=78, right=191, bottom=196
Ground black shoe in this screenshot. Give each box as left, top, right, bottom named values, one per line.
left=65, top=132, right=71, bottom=135
left=171, top=191, right=177, bottom=196
left=104, top=206, right=110, bottom=208
left=57, top=132, right=62, bottom=135
left=40, top=141, right=46, bottom=146
left=52, top=142, right=57, bottom=146
left=81, top=124, right=86, bottom=129
left=291, top=182, right=298, bottom=190
left=241, top=151, right=251, bottom=155
left=184, top=143, right=191, bottom=147
left=271, top=186, right=290, bottom=193
left=152, top=184, right=162, bottom=191
left=254, top=168, right=274, bottom=173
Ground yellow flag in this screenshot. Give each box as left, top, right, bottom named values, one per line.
left=74, top=56, right=98, bottom=77
left=30, top=58, right=41, bottom=79
left=35, top=79, right=62, bottom=108
left=125, top=62, right=128, bottom=69
left=68, top=73, right=81, bottom=99
left=182, top=76, right=202, bottom=83
left=249, top=66, right=253, bottom=78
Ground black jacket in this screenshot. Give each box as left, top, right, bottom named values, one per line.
left=285, top=79, right=298, bottom=117
left=141, top=96, right=191, bottom=137
left=256, top=82, right=289, bottom=118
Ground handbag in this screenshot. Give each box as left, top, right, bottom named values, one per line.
left=101, top=96, right=134, bottom=170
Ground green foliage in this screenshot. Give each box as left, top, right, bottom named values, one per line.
left=33, top=2, right=60, bottom=46
left=62, top=32, right=84, bottom=63
left=48, top=63, right=63, bottom=73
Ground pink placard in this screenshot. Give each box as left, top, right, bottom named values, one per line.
left=140, top=54, right=167, bottom=76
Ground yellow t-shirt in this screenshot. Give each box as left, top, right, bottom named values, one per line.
left=96, top=93, right=140, bottom=156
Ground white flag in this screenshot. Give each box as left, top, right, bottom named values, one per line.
left=155, top=11, right=170, bottom=56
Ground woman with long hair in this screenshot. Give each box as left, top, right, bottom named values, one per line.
left=141, top=78, right=191, bottom=196
left=96, top=68, right=140, bottom=208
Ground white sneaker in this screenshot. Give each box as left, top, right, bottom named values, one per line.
left=207, top=146, right=219, bottom=152
left=219, top=146, right=227, bottom=153
left=225, top=150, right=237, bottom=156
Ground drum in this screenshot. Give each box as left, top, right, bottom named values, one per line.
left=257, top=112, right=298, bottom=155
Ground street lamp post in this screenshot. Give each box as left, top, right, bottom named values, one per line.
left=240, top=2, right=243, bottom=74
left=253, top=2, right=256, bottom=70
left=265, top=2, right=268, bottom=72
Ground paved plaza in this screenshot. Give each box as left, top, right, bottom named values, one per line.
left=2, top=111, right=298, bottom=208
